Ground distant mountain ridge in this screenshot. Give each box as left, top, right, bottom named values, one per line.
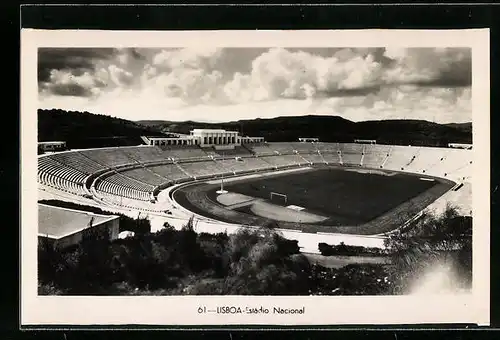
left=138, top=115, right=472, bottom=147
left=38, top=109, right=169, bottom=148
left=38, top=109, right=472, bottom=148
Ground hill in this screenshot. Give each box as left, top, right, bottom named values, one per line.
left=38, top=109, right=472, bottom=148
left=38, top=109, right=169, bottom=148
left=444, top=122, right=472, bottom=134
left=138, top=115, right=473, bottom=147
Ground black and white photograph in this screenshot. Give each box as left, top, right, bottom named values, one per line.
left=21, top=29, right=490, bottom=326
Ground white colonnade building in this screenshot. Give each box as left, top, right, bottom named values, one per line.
left=146, top=129, right=264, bottom=148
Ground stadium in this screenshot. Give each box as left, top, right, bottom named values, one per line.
left=37, top=131, right=472, bottom=253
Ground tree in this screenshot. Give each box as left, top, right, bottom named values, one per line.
left=222, top=227, right=311, bottom=295
left=384, top=204, right=472, bottom=294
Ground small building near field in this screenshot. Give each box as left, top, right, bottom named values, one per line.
left=354, top=139, right=377, bottom=144
left=38, top=204, right=120, bottom=249
left=298, top=137, right=319, bottom=142
left=448, top=143, right=473, bottom=150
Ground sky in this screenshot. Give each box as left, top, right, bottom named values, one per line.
left=38, top=47, right=472, bottom=123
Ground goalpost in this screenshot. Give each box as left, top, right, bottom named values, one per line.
left=270, top=192, right=288, bottom=205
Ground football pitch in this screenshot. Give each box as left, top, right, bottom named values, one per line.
left=173, top=166, right=455, bottom=234
left=220, top=168, right=438, bottom=226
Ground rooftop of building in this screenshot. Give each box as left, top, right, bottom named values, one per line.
left=38, top=141, right=66, bottom=145
left=38, top=204, right=119, bottom=239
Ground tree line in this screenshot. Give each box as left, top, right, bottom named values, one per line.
left=38, top=205, right=472, bottom=296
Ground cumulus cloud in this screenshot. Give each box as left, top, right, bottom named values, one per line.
left=38, top=47, right=472, bottom=123
left=39, top=69, right=108, bottom=97
left=38, top=48, right=117, bottom=83
left=383, top=47, right=472, bottom=86
left=108, top=64, right=134, bottom=87
left=152, top=47, right=223, bottom=71
left=223, top=48, right=384, bottom=103
left=312, top=85, right=471, bottom=122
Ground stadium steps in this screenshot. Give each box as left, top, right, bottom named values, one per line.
left=317, top=152, right=329, bottom=164
left=381, top=146, right=393, bottom=168
left=175, top=163, right=194, bottom=179
left=360, top=145, right=366, bottom=166
left=144, top=165, right=171, bottom=181
left=447, top=161, right=472, bottom=181
left=77, top=150, right=112, bottom=169
left=405, top=147, right=421, bottom=167
left=214, top=159, right=239, bottom=175
left=297, top=153, right=313, bottom=165
left=120, top=151, right=144, bottom=165
left=241, top=144, right=256, bottom=155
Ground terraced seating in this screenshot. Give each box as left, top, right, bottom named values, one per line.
left=339, top=143, right=364, bottom=154
left=321, top=152, right=342, bottom=164
left=158, top=145, right=207, bottom=159
left=316, top=142, right=340, bottom=153
left=361, top=145, right=391, bottom=168
left=338, top=143, right=364, bottom=166
left=214, top=146, right=253, bottom=157
left=38, top=156, right=89, bottom=196
left=260, top=154, right=306, bottom=167
left=341, top=153, right=362, bottom=166
left=96, top=179, right=151, bottom=201
left=121, top=146, right=170, bottom=163
left=106, top=172, right=155, bottom=192
left=38, top=143, right=472, bottom=211
left=148, top=163, right=190, bottom=181
left=119, top=167, right=167, bottom=186
left=287, top=142, right=318, bottom=153
left=80, top=148, right=138, bottom=168
left=179, top=160, right=226, bottom=178
left=242, top=157, right=275, bottom=170
left=50, top=151, right=106, bottom=174
left=361, top=152, right=386, bottom=168
left=383, top=146, right=417, bottom=170
left=300, top=152, right=326, bottom=164
left=245, top=143, right=276, bottom=156
left=364, top=144, right=391, bottom=154
left=404, top=147, right=445, bottom=174
left=447, top=160, right=472, bottom=181
left=215, top=157, right=273, bottom=173
left=268, top=143, right=296, bottom=154
left=201, top=148, right=218, bottom=157
left=432, top=149, right=471, bottom=178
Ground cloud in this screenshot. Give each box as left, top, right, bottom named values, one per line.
left=152, top=47, right=223, bottom=71
left=108, top=64, right=134, bottom=87
left=223, top=48, right=384, bottom=103
left=312, top=85, right=471, bottom=122
left=39, top=69, right=108, bottom=97
left=38, top=48, right=117, bottom=82
left=383, top=47, right=472, bottom=87
left=141, top=48, right=227, bottom=104
left=38, top=47, right=472, bottom=123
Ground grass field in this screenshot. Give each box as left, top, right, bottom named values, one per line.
left=220, top=168, right=437, bottom=226
left=173, top=166, right=455, bottom=234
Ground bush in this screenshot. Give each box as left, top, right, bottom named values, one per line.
left=384, top=204, right=472, bottom=294
left=318, top=242, right=385, bottom=256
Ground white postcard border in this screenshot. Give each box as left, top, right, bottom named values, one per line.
left=21, top=29, right=490, bottom=326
